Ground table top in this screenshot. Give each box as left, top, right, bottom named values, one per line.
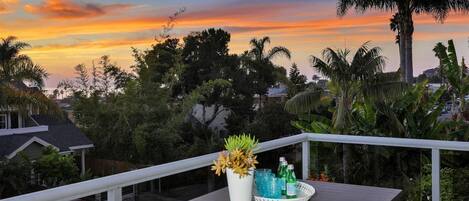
left=190, top=180, right=402, bottom=201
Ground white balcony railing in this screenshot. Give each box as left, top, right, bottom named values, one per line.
left=4, top=133, right=469, bottom=201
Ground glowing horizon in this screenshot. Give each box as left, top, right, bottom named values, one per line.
left=1, top=0, right=468, bottom=88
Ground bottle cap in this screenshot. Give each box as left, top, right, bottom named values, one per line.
left=279, top=157, right=285, bottom=162
left=287, top=164, right=294, bottom=169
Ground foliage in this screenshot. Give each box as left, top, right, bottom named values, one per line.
left=0, top=36, right=59, bottom=114
left=180, top=29, right=234, bottom=93
left=212, top=134, right=259, bottom=177
left=376, top=81, right=446, bottom=139
left=285, top=88, right=324, bottom=115
left=58, top=56, right=133, bottom=97
left=286, top=42, right=405, bottom=132
left=224, top=134, right=258, bottom=152
left=33, top=147, right=80, bottom=187
left=288, top=63, right=308, bottom=97
left=180, top=29, right=257, bottom=134
left=433, top=39, right=469, bottom=120
left=246, top=102, right=300, bottom=141
left=337, top=0, right=469, bottom=82
left=69, top=53, right=184, bottom=163
left=0, top=36, right=47, bottom=87
left=245, top=36, right=291, bottom=102
left=0, top=157, right=32, bottom=198
left=0, top=147, right=83, bottom=198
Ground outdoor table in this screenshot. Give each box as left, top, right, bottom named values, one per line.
left=190, top=180, right=402, bottom=201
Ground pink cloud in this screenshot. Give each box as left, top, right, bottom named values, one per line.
left=24, top=0, right=133, bottom=19
left=0, top=0, right=18, bottom=14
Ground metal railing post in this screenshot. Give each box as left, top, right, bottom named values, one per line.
left=107, top=188, right=122, bottom=201
left=302, top=140, right=310, bottom=180
left=432, top=149, right=440, bottom=201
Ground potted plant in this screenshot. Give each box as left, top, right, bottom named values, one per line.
left=212, top=134, right=259, bottom=201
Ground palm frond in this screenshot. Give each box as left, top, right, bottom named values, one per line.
left=285, top=89, right=322, bottom=114
left=416, top=0, right=469, bottom=22
left=0, top=85, right=61, bottom=115
left=249, top=37, right=271, bottom=60
left=337, top=0, right=396, bottom=16
left=310, top=55, right=334, bottom=80
left=12, top=60, right=48, bottom=88
left=267, top=46, right=291, bottom=60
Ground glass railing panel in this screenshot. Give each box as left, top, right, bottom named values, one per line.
left=310, top=142, right=436, bottom=200
left=439, top=150, right=469, bottom=201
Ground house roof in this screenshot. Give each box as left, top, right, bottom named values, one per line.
left=0, top=115, right=93, bottom=159
left=8, top=81, right=40, bottom=92
left=267, top=84, right=288, bottom=97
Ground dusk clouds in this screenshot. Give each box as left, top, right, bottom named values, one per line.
left=24, top=0, right=133, bottom=19
left=0, top=0, right=18, bottom=14
left=0, top=0, right=467, bottom=87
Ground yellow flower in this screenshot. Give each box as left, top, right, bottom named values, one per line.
left=230, top=148, right=243, bottom=160
left=211, top=160, right=223, bottom=176
left=211, top=135, right=259, bottom=178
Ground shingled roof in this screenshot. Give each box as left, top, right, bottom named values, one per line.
left=0, top=115, right=93, bottom=159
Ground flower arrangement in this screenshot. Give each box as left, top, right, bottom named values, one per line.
left=211, top=134, right=259, bottom=177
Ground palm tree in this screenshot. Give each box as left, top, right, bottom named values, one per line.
left=433, top=39, right=469, bottom=121
left=286, top=42, right=404, bottom=129
left=337, top=0, right=469, bottom=83
left=285, top=42, right=405, bottom=182
left=248, top=36, right=291, bottom=62
left=247, top=36, right=291, bottom=107
left=0, top=36, right=56, bottom=113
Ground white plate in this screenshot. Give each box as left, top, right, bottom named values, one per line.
left=254, top=181, right=316, bottom=201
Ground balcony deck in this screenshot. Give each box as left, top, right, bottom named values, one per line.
left=190, top=181, right=402, bottom=201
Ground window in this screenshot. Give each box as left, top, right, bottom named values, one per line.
left=0, top=114, right=6, bottom=129
left=10, top=112, right=18, bottom=128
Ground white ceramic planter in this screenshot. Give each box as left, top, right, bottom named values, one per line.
left=226, top=168, right=254, bottom=201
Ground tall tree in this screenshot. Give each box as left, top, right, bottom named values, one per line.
left=288, top=63, right=308, bottom=96
left=181, top=29, right=232, bottom=92
left=338, top=0, right=469, bottom=83
left=433, top=39, right=469, bottom=120
left=181, top=29, right=256, bottom=130
left=0, top=36, right=56, bottom=113
left=285, top=42, right=405, bottom=182
left=247, top=36, right=291, bottom=106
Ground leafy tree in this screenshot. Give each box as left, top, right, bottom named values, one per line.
left=180, top=29, right=256, bottom=134
left=0, top=36, right=57, bottom=114
left=433, top=39, right=469, bottom=120
left=188, top=79, right=232, bottom=129
left=34, top=147, right=80, bottom=187
left=102, top=60, right=133, bottom=91
left=246, top=36, right=291, bottom=106
left=0, top=158, right=31, bottom=198
left=377, top=82, right=446, bottom=139
left=181, top=29, right=233, bottom=92
left=59, top=56, right=132, bottom=98
left=286, top=42, right=404, bottom=127
left=285, top=42, right=405, bottom=182
left=73, top=64, right=90, bottom=95
left=338, top=0, right=469, bottom=83
left=288, top=63, right=308, bottom=97
left=72, top=72, right=183, bottom=164
left=245, top=102, right=300, bottom=141
left=143, top=38, right=182, bottom=87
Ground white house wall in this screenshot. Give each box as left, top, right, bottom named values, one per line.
left=191, top=104, right=230, bottom=134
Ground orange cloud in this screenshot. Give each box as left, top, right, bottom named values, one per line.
left=24, top=0, right=132, bottom=19
left=0, top=0, right=18, bottom=14
left=26, top=37, right=155, bottom=53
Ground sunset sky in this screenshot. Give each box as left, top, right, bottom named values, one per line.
left=1, top=0, right=468, bottom=88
